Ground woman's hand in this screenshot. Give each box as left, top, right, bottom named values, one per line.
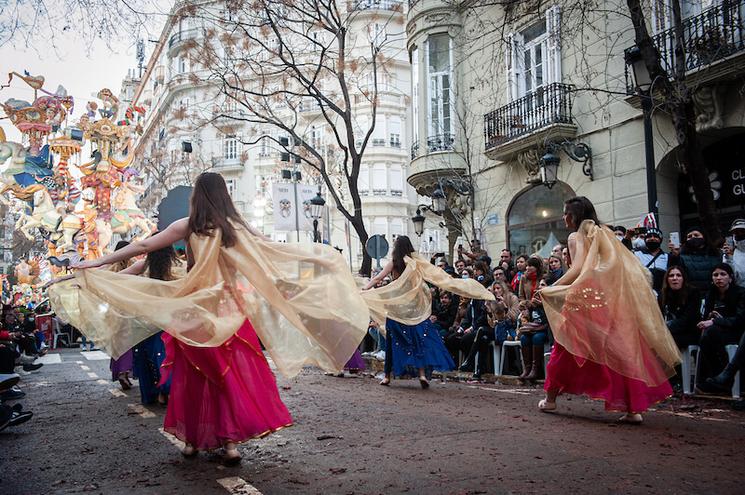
left=70, top=259, right=103, bottom=270
left=697, top=319, right=714, bottom=330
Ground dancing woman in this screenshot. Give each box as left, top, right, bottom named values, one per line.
left=362, top=236, right=494, bottom=388
left=539, top=197, right=680, bottom=424
left=108, top=241, right=135, bottom=390
left=48, top=172, right=370, bottom=464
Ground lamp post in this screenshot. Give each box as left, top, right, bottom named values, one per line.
left=625, top=46, right=658, bottom=226
left=540, top=151, right=561, bottom=189
left=309, top=188, right=326, bottom=243
left=412, top=209, right=426, bottom=237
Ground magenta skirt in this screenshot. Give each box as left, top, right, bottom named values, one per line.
left=161, top=319, right=293, bottom=450
left=544, top=344, right=672, bottom=414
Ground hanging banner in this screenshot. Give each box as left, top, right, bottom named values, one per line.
left=272, top=182, right=318, bottom=232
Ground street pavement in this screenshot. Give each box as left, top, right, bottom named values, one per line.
left=2, top=348, right=744, bottom=494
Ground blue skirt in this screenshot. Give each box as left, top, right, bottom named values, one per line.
left=132, top=331, right=170, bottom=405
left=386, top=318, right=455, bottom=378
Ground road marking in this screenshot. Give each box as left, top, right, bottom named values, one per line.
left=81, top=351, right=110, bottom=360
left=96, top=379, right=108, bottom=385
left=216, top=477, right=262, bottom=494
left=80, top=365, right=91, bottom=371
left=36, top=353, right=62, bottom=364
left=468, top=385, right=532, bottom=395
left=87, top=372, right=99, bottom=379
left=127, top=403, right=156, bottom=418
left=75, top=360, right=83, bottom=364
left=108, top=388, right=126, bottom=397
left=158, top=428, right=185, bottom=450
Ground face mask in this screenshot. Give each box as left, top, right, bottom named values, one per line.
left=686, top=237, right=706, bottom=250
left=645, top=240, right=661, bottom=251
left=632, top=238, right=646, bottom=250
left=616, top=235, right=624, bottom=242
left=462, top=274, right=470, bottom=279
left=735, top=239, right=745, bottom=251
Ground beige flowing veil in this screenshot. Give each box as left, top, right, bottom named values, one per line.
left=361, top=254, right=495, bottom=332
left=49, top=229, right=371, bottom=378
left=541, top=220, right=681, bottom=386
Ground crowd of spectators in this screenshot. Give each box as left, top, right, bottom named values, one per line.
left=0, top=303, right=49, bottom=431
left=361, top=218, right=745, bottom=408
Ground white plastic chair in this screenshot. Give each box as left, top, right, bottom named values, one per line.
left=725, top=344, right=741, bottom=399
left=51, top=319, right=69, bottom=349
left=681, top=345, right=700, bottom=396
left=499, top=340, right=523, bottom=376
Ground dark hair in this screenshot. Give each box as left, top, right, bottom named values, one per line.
left=712, top=263, right=734, bottom=279
left=564, top=196, right=600, bottom=231
left=613, top=225, right=627, bottom=234
left=188, top=172, right=249, bottom=248
left=516, top=254, right=528, bottom=263
left=392, top=235, right=415, bottom=276
left=144, top=233, right=179, bottom=281
left=526, top=256, right=544, bottom=279
left=660, top=265, right=690, bottom=310
left=114, top=240, right=130, bottom=251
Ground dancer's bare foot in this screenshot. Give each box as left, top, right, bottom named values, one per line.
left=223, top=442, right=242, bottom=466
left=538, top=399, right=557, bottom=411
left=181, top=443, right=197, bottom=457
left=618, top=413, right=643, bottom=424
left=117, top=372, right=131, bottom=391
left=379, top=375, right=391, bottom=386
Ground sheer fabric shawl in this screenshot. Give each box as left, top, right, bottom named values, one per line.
left=49, top=228, right=370, bottom=378
left=362, top=254, right=495, bottom=332
left=541, top=220, right=681, bottom=386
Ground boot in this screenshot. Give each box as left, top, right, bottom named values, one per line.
left=518, top=345, right=533, bottom=379
left=706, top=363, right=737, bottom=391
left=459, top=333, right=480, bottom=372
left=526, top=345, right=544, bottom=381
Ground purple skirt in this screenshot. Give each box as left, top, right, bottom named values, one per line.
left=344, top=349, right=366, bottom=371
left=110, top=349, right=134, bottom=380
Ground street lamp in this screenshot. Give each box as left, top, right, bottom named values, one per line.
left=309, top=189, right=326, bottom=243
left=432, top=186, right=447, bottom=214
left=625, top=45, right=658, bottom=225
left=540, top=150, right=561, bottom=189
left=412, top=209, right=426, bottom=237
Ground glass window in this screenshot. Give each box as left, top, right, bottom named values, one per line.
left=427, top=34, right=452, bottom=139
left=412, top=47, right=419, bottom=146
left=359, top=164, right=370, bottom=194
left=224, top=135, right=238, bottom=160
left=372, top=163, right=387, bottom=193
left=389, top=165, right=403, bottom=193
left=373, top=217, right=388, bottom=237
left=507, top=182, right=574, bottom=256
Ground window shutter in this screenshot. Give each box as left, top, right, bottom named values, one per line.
left=545, top=5, right=562, bottom=84
left=505, top=32, right=525, bottom=101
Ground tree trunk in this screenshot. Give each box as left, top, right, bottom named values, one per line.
left=348, top=216, right=372, bottom=277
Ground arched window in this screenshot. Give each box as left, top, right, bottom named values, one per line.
left=506, top=182, right=574, bottom=256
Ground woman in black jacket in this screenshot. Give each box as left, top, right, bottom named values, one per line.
left=697, top=263, right=745, bottom=388
left=677, top=227, right=722, bottom=292
left=658, top=266, right=702, bottom=349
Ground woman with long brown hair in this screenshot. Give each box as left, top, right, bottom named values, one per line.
left=362, top=236, right=494, bottom=387
left=540, top=196, right=680, bottom=424
left=49, top=172, right=370, bottom=464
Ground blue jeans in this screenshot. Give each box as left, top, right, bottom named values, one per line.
left=80, top=335, right=94, bottom=350
left=519, top=331, right=548, bottom=347
left=368, top=326, right=385, bottom=352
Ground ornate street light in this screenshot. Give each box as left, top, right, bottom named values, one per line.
left=432, top=186, right=447, bottom=214
left=540, top=150, right=561, bottom=189
left=309, top=189, right=326, bottom=243
left=625, top=46, right=652, bottom=93
left=540, top=140, right=593, bottom=189
left=412, top=208, right=426, bottom=237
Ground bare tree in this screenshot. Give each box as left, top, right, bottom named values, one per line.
left=176, top=0, right=405, bottom=276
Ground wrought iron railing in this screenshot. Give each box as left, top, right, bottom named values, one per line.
left=168, top=28, right=201, bottom=50
left=354, top=0, right=404, bottom=11
left=411, top=141, right=420, bottom=160
left=410, top=133, right=455, bottom=159
left=624, top=0, right=745, bottom=93
left=484, top=82, right=574, bottom=151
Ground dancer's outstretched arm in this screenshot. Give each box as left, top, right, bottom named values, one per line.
left=72, top=218, right=189, bottom=269
left=118, top=260, right=147, bottom=276
left=362, top=261, right=393, bottom=290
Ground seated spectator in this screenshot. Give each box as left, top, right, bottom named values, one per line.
left=518, top=279, right=550, bottom=381
left=489, top=280, right=520, bottom=322
left=723, top=218, right=745, bottom=288
left=510, top=255, right=527, bottom=293
left=697, top=263, right=745, bottom=390
left=635, top=228, right=670, bottom=294
left=545, top=254, right=564, bottom=285
left=364, top=320, right=386, bottom=362
left=613, top=225, right=633, bottom=251
left=659, top=266, right=702, bottom=349
left=518, top=256, right=543, bottom=301
left=455, top=294, right=491, bottom=379
left=490, top=302, right=517, bottom=345
left=473, top=260, right=492, bottom=288
left=430, top=291, right=460, bottom=338
left=678, top=227, right=722, bottom=292
left=706, top=329, right=745, bottom=409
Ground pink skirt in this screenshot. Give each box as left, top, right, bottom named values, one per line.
left=161, top=319, right=293, bottom=450
left=544, top=344, right=672, bottom=413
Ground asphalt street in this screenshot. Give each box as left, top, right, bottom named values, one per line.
left=2, top=348, right=743, bottom=494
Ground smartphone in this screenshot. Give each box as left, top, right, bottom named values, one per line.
left=725, top=236, right=734, bottom=247
left=670, top=232, right=680, bottom=249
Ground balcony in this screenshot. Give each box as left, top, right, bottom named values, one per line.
left=168, top=28, right=201, bottom=57
left=483, top=82, right=577, bottom=161
left=298, top=99, right=322, bottom=114
left=407, top=133, right=465, bottom=195
left=410, top=134, right=455, bottom=160
left=624, top=0, right=745, bottom=95
left=351, top=0, right=403, bottom=12
left=211, top=156, right=244, bottom=173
